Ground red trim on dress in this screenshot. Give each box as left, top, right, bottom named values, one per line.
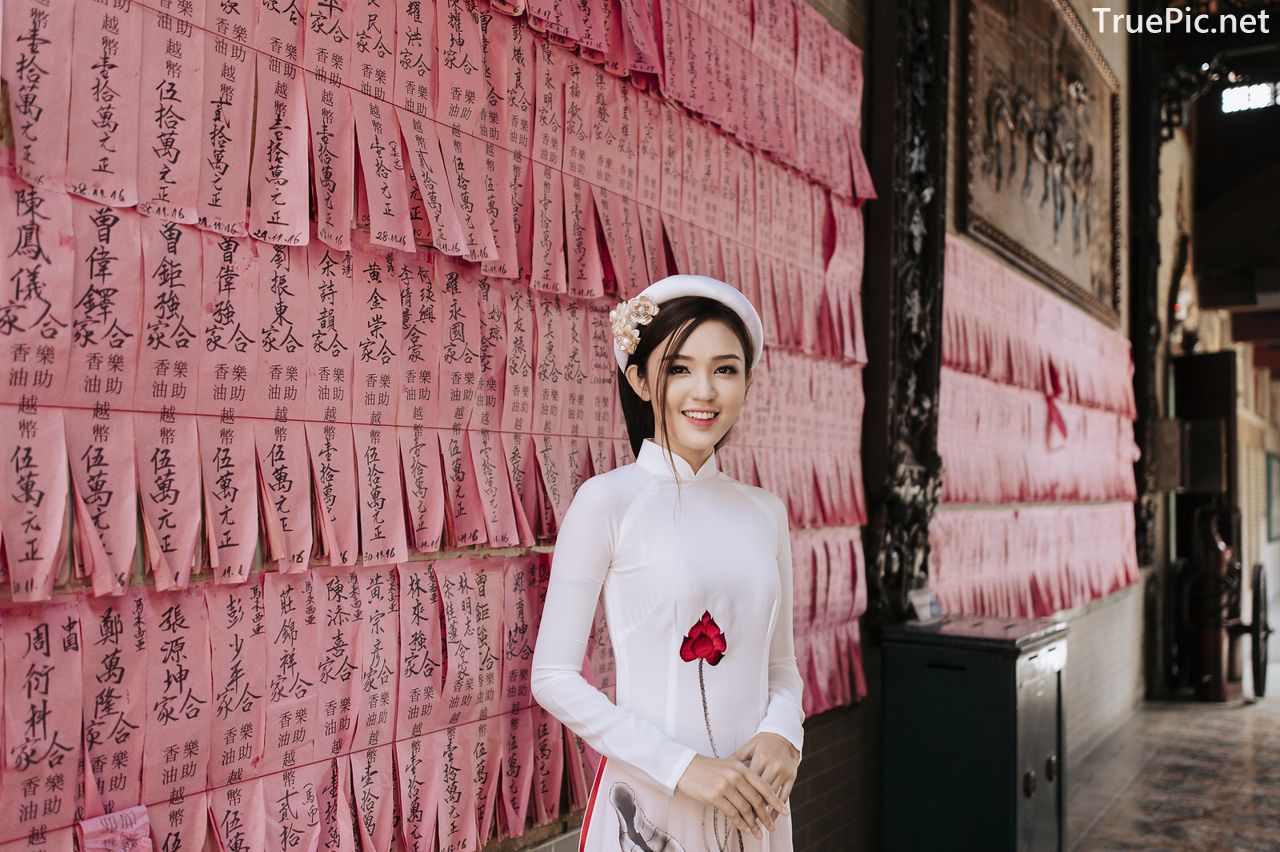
left=578, top=756, right=608, bottom=852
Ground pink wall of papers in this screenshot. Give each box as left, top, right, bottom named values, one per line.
left=931, top=237, right=1141, bottom=619
left=0, top=0, right=871, bottom=847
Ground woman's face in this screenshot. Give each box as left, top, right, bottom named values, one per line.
left=629, top=318, right=750, bottom=466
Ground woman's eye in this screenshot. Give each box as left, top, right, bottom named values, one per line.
left=716, top=365, right=738, bottom=375
left=668, top=364, right=689, bottom=374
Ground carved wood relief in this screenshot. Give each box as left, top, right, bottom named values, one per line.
left=960, top=0, right=1122, bottom=325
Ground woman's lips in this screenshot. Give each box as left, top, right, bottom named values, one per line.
left=682, top=410, right=719, bottom=428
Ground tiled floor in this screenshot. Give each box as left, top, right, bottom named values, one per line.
left=1070, top=665, right=1280, bottom=851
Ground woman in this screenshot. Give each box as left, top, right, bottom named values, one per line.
left=531, top=274, right=805, bottom=852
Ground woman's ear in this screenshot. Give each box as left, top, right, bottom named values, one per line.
left=624, top=363, right=650, bottom=401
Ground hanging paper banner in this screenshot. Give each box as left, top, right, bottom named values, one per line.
left=500, top=284, right=541, bottom=546
left=2, top=0, right=73, bottom=189
left=304, top=242, right=360, bottom=567
left=350, top=567, right=400, bottom=852
left=434, top=561, right=483, bottom=852
left=592, top=71, right=644, bottom=298
left=314, top=566, right=365, bottom=852
left=0, top=603, right=82, bottom=852
left=249, top=0, right=312, bottom=245
left=196, top=0, right=257, bottom=236
left=393, top=0, right=470, bottom=258
left=437, top=257, right=489, bottom=547
left=471, top=278, right=521, bottom=547
left=617, top=0, right=659, bottom=73
left=497, top=558, right=539, bottom=837
left=351, top=0, right=416, bottom=250
left=477, top=10, right=520, bottom=278
left=532, top=293, right=572, bottom=531
left=79, top=591, right=148, bottom=817
left=255, top=244, right=315, bottom=571
left=635, top=92, right=666, bottom=286
left=136, top=0, right=207, bottom=222
left=141, top=587, right=214, bottom=852
left=560, top=55, right=604, bottom=298
left=558, top=298, right=592, bottom=498
left=481, top=13, right=535, bottom=280
left=66, top=0, right=142, bottom=206
left=0, top=177, right=74, bottom=601
left=395, top=561, right=446, bottom=852
left=66, top=199, right=141, bottom=596
left=397, top=253, right=448, bottom=553
left=137, top=220, right=203, bottom=589
left=471, top=560, right=506, bottom=843
left=206, top=578, right=269, bottom=852
left=77, top=807, right=153, bottom=852
left=305, top=0, right=357, bottom=250
left=261, top=572, right=324, bottom=852
left=585, top=306, right=616, bottom=477
left=436, top=0, right=501, bottom=262
left=352, top=242, right=409, bottom=565
left=525, top=0, right=578, bottom=44
left=530, top=40, right=567, bottom=293
left=199, top=233, right=260, bottom=583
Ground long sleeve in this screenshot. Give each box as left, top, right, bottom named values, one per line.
left=531, top=476, right=699, bottom=796
left=751, top=496, right=806, bottom=756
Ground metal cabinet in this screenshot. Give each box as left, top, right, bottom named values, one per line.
left=882, top=616, right=1069, bottom=852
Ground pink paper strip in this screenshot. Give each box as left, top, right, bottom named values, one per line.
left=66, top=0, right=142, bottom=206
left=557, top=298, right=592, bottom=497
left=137, top=220, right=203, bottom=589
left=350, top=567, right=399, bottom=852
left=496, top=558, right=539, bottom=837
left=255, top=244, right=315, bottom=571
left=561, top=56, right=604, bottom=299
left=305, top=242, right=360, bottom=567
left=199, top=233, right=260, bottom=583
left=471, top=278, right=520, bottom=547
left=0, top=602, right=82, bottom=852
left=532, top=294, right=573, bottom=530
left=352, top=242, right=410, bottom=565
left=397, top=254, right=447, bottom=553
left=481, top=10, right=535, bottom=280
left=248, top=0, right=311, bottom=245
left=393, top=0, right=470, bottom=258
left=79, top=591, right=148, bottom=816
left=352, top=0, right=416, bottom=250
left=530, top=41, right=568, bottom=293
left=66, top=199, right=142, bottom=596
left=77, top=807, right=153, bottom=852
left=499, top=284, right=541, bottom=546
left=261, top=572, right=324, bottom=851
left=471, top=561, right=506, bottom=843
left=195, top=0, right=257, bottom=236
left=585, top=306, right=616, bottom=476
left=436, top=257, right=489, bottom=547
left=2, top=0, right=72, bottom=188
left=305, top=0, right=358, bottom=250
left=141, top=587, right=213, bottom=852
left=314, top=566, right=365, bottom=852
left=0, top=177, right=75, bottom=601
left=393, top=561, right=444, bottom=846
left=476, top=10, right=520, bottom=278
left=136, top=0, right=208, bottom=223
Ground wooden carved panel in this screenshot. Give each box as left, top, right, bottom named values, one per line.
left=960, top=0, right=1121, bottom=325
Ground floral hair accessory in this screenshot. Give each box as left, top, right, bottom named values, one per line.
left=609, top=294, right=660, bottom=356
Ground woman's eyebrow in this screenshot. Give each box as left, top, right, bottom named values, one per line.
left=671, top=353, right=743, bottom=361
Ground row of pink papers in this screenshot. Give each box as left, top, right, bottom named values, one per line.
left=927, top=502, right=1140, bottom=620
left=938, top=368, right=1140, bottom=506
left=789, top=527, right=870, bottom=714
left=942, top=235, right=1137, bottom=417
left=1, top=0, right=870, bottom=272
left=0, top=557, right=596, bottom=851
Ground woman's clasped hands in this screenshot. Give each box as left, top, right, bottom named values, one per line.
left=674, top=732, right=800, bottom=840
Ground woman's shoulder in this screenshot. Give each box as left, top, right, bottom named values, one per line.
left=719, top=476, right=788, bottom=522
left=567, top=463, right=649, bottom=515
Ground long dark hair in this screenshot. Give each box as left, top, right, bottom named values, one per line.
left=618, top=296, right=754, bottom=462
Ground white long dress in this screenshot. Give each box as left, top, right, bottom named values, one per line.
left=531, top=439, right=805, bottom=852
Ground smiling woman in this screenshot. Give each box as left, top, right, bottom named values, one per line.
left=531, top=275, right=806, bottom=852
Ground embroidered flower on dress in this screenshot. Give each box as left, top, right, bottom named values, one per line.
left=679, top=610, right=727, bottom=666
left=609, top=294, right=660, bottom=356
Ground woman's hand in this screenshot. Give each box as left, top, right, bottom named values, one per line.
left=732, top=732, right=801, bottom=820
left=674, top=754, right=790, bottom=840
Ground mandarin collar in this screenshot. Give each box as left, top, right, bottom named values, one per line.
left=635, top=439, right=719, bottom=481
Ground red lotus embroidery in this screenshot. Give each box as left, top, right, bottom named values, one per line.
left=679, top=610, right=727, bottom=666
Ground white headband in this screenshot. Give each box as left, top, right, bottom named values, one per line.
left=609, top=275, right=766, bottom=372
